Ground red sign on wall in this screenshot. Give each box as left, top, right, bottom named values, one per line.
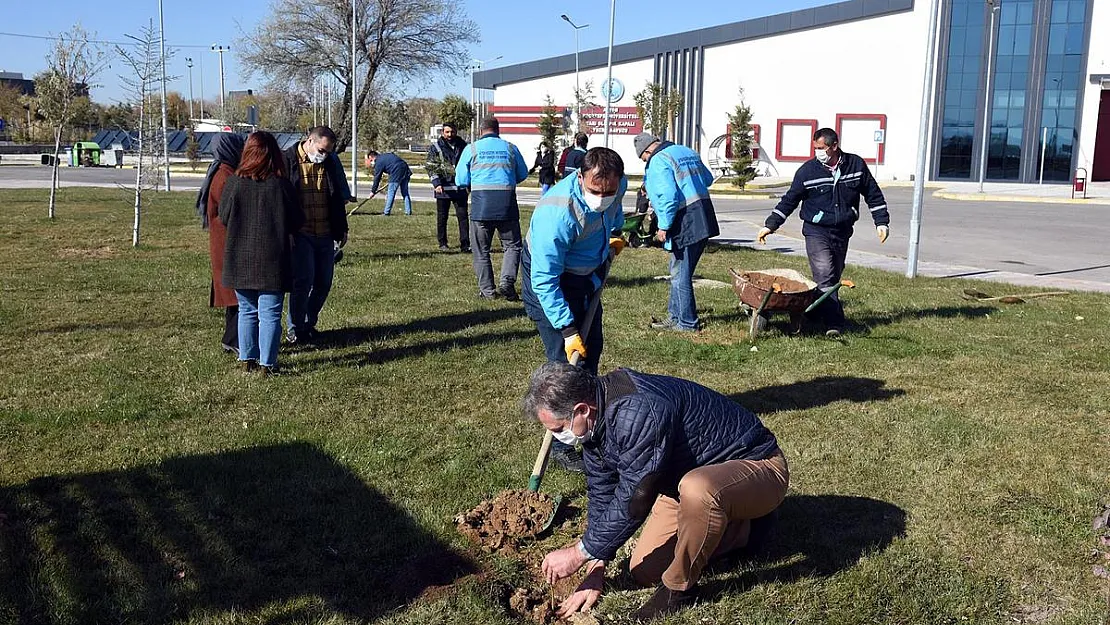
left=580, top=106, right=643, bottom=135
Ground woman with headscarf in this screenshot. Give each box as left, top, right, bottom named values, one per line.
left=197, top=133, right=246, bottom=353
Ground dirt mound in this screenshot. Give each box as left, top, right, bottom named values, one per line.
left=744, top=271, right=811, bottom=294
left=455, top=489, right=556, bottom=552
left=508, top=586, right=557, bottom=623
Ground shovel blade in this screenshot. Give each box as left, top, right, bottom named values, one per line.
left=541, top=494, right=564, bottom=533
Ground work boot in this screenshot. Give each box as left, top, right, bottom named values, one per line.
left=550, top=445, right=585, bottom=473
left=631, top=585, right=697, bottom=621
left=240, top=360, right=257, bottom=373
left=497, top=284, right=519, bottom=302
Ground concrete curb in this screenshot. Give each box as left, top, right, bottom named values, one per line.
left=932, top=190, right=1110, bottom=205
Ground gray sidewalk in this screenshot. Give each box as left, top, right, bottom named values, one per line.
left=714, top=214, right=1110, bottom=294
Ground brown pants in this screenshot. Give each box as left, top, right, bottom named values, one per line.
left=629, top=451, right=789, bottom=591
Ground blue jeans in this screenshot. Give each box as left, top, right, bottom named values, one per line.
left=288, top=232, right=335, bottom=336
left=384, top=180, right=412, bottom=215
left=803, top=223, right=852, bottom=329
left=541, top=183, right=552, bottom=195
left=236, top=290, right=284, bottom=367
left=667, top=239, right=707, bottom=331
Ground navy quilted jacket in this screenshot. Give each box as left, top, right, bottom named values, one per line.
left=580, top=369, right=779, bottom=561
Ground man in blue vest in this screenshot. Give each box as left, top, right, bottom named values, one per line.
left=634, top=133, right=720, bottom=332
left=455, top=117, right=530, bottom=300
left=521, top=147, right=627, bottom=471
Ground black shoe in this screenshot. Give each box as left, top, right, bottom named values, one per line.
left=825, top=327, right=843, bottom=338
left=304, top=327, right=319, bottom=342
left=632, top=585, right=697, bottom=621
left=549, top=446, right=585, bottom=473
left=745, top=508, right=779, bottom=557
left=460, top=246, right=472, bottom=254
left=478, top=292, right=500, bottom=301
left=221, top=343, right=238, bottom=354
left=497, top=285, right=519, bottom=301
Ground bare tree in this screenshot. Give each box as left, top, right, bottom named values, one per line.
left=239, top=0, right=479, bottom=151
left=115, top=21, right=165, bottom=247
left=34, top=24, right=107, bottom=219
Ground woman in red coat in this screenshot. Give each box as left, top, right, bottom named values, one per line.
left=197, top=133, right=246, bottom=352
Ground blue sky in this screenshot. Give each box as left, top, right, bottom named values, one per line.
left=2, top=0, right=835, bottom=104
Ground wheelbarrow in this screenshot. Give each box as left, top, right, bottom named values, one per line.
left=729, top=268, right=855, bottom=339
left=621, top=210, right=658, bottom=248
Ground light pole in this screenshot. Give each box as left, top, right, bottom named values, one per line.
left=159, top=0, right=171, bottom=191
left=198, top=55, right=205, bottom=119
left=469, top=55, right=503, bottom=139
left=906, top=0, right=942, bottom=278
left=977, top=0, right=1001, bottom=193
left=351, top=2, right=358, bottom=199
left=602, top=0, right=616, bottom=147
left=185, top=58, right=194, bottom=121
left=211, top=44, right=229, bottom=110
left=560, top=14, right=589, bottom=131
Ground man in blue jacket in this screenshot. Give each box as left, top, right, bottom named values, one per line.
left=366, top=150, right=413, bottom=216
left=756, top=128, right=890, bottom=336
left=455, top=117, right=530, bottom=300
left=634, top=133, right=720, bottom=332
left=561, top=132, right=588, bottom=177
left=525, top=362, right=789, bottom=621
left=521, top=147, right=627, bottom=471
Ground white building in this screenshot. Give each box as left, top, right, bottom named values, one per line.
left=472, top=0, right=1110, bottom=183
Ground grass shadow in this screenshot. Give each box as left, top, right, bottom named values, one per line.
left=305, top=307, right=527, bottom=350
left=0, top=442, right=476, bottom=624
left=850, top=305, right=997, bottom=331
left=297, top=329, right=537, bottom=369
left=729, top=376, right=905, bottom=414
left=700, top=494, right=907, bottom=594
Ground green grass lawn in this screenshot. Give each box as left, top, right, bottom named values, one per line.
left=0, top=188, right=1108, bottom=625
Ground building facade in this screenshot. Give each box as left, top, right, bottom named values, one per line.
left=472, top=0, right=1110, bottom=182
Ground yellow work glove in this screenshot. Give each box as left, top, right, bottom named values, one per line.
left=877, top=225, right=889, bottom=243
left=756, top=227, right=773, bottom=245
left=563, top=333, right=587, bottom=362
left=609, top=237, right=626, bottom=257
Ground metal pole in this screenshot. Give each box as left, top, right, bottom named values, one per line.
left=977, top=2, right=999, bottom=193
left=602, top=0, right=616, bottom=147
left=186, top=59, right=194, bottom=121
left=1039, top=126, right=1047, bottom=184
left=351, top=1, right=358, bottom=199
left=212, top=45, right=228, bottom=110
left=198, top=55, right=205, bottom=119
left=327, top=77, right=333, bottom=127
left=159, top=0, right=171, bottom=191
left=313, top=77, right=318, bottom=127
left=906, top=0, right=942, bottom=278
left=574, top=28, right=580, bottom=127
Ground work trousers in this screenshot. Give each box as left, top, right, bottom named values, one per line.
left=802, top=223, right=853, bottom=329
left=629, top=451, right=789, bottom=591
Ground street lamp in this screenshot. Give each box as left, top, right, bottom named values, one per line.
left=560, top=14, right=589, bottom=131
left=602, top=0, right=616, bottom=147
left=211, top=44, right=229, bottom=109
left=469, top=55, right=503, bottom=139
left=159, top=0, right=170, bottom=190
left=185, top=58, right=194, bottom=121
left=977, top=0, right=1001, bottom=193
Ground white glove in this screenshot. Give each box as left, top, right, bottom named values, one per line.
left=877, top=225, right=889, bottom=244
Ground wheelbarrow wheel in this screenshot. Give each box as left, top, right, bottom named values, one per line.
left=749, top=312, right=769, bottom=338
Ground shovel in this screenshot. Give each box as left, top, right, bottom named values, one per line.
left=961, top=288, right=1069, bottom=304
left=345, top=196, right=374, bottom=217
left=527, top=263, right=609, bottom=534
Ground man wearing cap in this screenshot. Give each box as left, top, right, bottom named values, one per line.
left=755, top=128, right=890, bottom=336
left=634, top=133, right=720, bottom=332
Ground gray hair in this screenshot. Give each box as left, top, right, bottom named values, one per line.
left=522, top=362, right=598, bottom=422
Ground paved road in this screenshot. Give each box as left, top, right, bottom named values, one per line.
left=3, top=165, right=1107, bottom=287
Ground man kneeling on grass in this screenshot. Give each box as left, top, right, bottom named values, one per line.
left=525, top=362, right=789, bottom=621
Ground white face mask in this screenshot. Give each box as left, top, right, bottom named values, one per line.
left=552, top=415, right=591, bottom=446
left=308, top=150, right=327, bottom=165
left=814, top=148, right=831, bottom=164
left=583, top=190, right=616, bottom=213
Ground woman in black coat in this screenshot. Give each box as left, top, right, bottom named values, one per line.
left=532, top=142, right=557, bottom=195
left=218, top=131, right=304, bottom=374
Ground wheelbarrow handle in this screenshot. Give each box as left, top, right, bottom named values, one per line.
left=804, top=280, right=855, bottom=315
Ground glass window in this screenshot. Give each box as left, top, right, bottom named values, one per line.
left=1068, top=0, right=1086, bottom=23
left=1064, top=24, right=1085, bottom=54
left=1013, top=25, right=1032, bottom=55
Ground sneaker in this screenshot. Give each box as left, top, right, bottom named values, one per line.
left=497, top=285, right=519, bottom=302
left=221, top=343, right=238, bottom=354
left=549, top=446, right=585, bottom=473
left=478, top=292, right=500, bottom=301
left=439, top=245, right=450, bottom=252
left=259, top=365, right=279, bottom=377
left=825, top=328, right=843, bottom=338
left=461, top=246, right=472, bottom=254
left=631, top=585, right=697, bottom=621
left=649, top=317, right=677, bottom=330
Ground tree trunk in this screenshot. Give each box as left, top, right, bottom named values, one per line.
left=48, top=126, right=62, bottom=219
left=133, top=99, right=145, bottom=247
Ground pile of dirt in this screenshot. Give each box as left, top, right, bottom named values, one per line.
left=455, top=489, right=556, bottom=552
left=508, top=586, right=557, bottom=624
left=744, top=271, right=811, bottom=294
